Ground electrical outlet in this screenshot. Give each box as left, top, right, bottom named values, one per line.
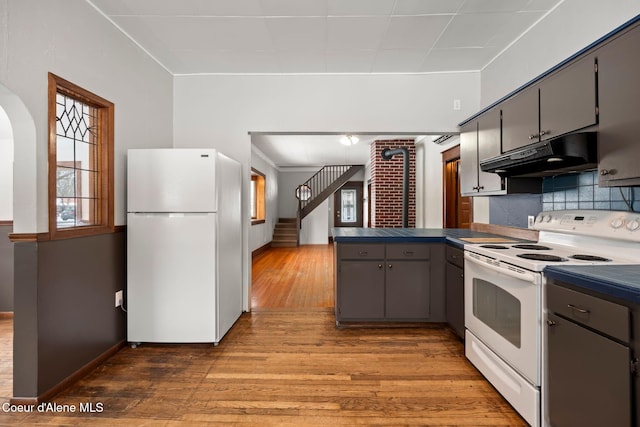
left=115, top=290, right=123, bottom=308
left=528, top=215, right=535, bottom=229
left=453, top=99, right=461, bottom=110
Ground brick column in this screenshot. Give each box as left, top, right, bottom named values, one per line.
left=370, top=139, right=416, bottom=228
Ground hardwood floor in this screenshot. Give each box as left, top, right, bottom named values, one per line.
left=0, top=316, right=12, bottom=404
left=0, top=244, right=526, bottom=425
left=251, top=245, right=334, bottom=309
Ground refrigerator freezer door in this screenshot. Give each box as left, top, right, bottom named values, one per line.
left=127, top=149, right=217, bottom=213
left=127, top=212, right=217, bottom=343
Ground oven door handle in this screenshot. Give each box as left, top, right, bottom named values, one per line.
left=464, top=252, right=541, bottom=285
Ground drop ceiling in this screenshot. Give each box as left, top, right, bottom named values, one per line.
left=87, top=0, right=563, bottom=167
left=89, top=0, right=563, bottom=75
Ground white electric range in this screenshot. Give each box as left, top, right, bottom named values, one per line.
left=463, top=210, right=640, bottom=427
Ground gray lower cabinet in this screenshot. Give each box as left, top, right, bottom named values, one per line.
left=335, top=242, right=444, bottom=322
left=339, top=260, right=385, bottom=319
left=546, top=282, right=633, bottom=427
left=445, top=245, right=464, bottom=339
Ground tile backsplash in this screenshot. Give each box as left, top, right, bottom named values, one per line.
left=542, top=170, right=640, bottom=212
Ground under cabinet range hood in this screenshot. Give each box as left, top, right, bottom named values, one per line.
left=481, top=132, right=597, bottom=177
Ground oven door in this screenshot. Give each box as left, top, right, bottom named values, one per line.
left=464, top=251, right=541, bottom=386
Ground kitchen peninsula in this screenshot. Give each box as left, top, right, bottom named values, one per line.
left=332, top=227, right=525, bottom=326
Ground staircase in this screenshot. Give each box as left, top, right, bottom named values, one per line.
left=271, top=218, right=298, bottom=247
left=299, top=165, right=365, bottom=221
left=271, top=165, right=364, bottom=248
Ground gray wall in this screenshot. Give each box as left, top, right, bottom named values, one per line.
left=0, top=224, right=13, bottom=312
left=489, top=195, right=543, bottom=229
left=13, top=231, right=126, bottom=398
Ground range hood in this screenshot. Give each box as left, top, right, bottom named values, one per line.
left=480, top=132, right=597, bottom=178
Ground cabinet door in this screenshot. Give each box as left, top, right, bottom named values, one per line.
left=501, top=87, right=539, bottom=153
left=445, top=262, right=464, bottom=339
left=597, top=24, right=640, bottom=186
left=476, top=110, right=505, bottom=194
left=385, top=261, right=430, bottom=319
left=338, top=261, right=385, bottom=320
left=540, top=54, right=597, bottom=141
left=547, top=312, right=631, bottom=427
left=459, top=121, right=479, bottom=196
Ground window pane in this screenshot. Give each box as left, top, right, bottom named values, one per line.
left=75, top=139, right=96, bottom=171
left=78, top=197, right=97, bottom=225
left=56, top=167, right=76, bottom=198
left=76, top=169, right=97, bottom=199
left=56, top=136, right=75, bottom=163
left=341, top=189, right=357, bottom=223
left=56, top=197, right=76, bottom=228
left=250, top=180, right=256, bottom=218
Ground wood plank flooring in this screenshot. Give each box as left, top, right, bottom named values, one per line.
left=0, top=244, right=526, bottom=425
left=0, top=316, right=12, bottom=404
left=251, top=245, right=334, bottom=309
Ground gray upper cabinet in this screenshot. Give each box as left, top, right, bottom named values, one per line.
left=539, top=54, right=598, bottom=142
left=501, top=87, right=539, bottom=153
left=460, top=110, right=504, bottom=196
left=460, top=109, right=539, bottom=196
left=502, top=55, right=597, bottom=153
left=597, top=22, right=640, bottom=186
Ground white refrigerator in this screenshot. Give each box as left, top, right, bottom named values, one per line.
left=126, top=148, right=242, bottom=344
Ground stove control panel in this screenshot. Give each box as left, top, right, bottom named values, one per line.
left=534, top=210, right=640, bottom=241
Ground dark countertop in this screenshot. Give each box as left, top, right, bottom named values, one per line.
left=331, top=227, right=526, bottom=249
left=545, top=265, right=640, bottom=304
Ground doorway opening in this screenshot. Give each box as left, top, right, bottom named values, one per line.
left=0, top=101, right=15, bottom=402
left=442, top=145, right=473, bottom=228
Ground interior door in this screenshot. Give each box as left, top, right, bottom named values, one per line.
left=442, top=146, right=472, bottom=228
left=334, top=181, right=363, bottom=227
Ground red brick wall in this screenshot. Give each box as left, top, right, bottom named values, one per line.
left=370, top=140, right=416, bottom=228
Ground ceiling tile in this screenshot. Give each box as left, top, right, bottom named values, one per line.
left=458, top=0, right=531, bottom=14
left=265, top=18, right=327, bottom=51
left=392, top=0, right=464, bottom=15
left=275, top=51, right=326, bottom=73
left=113, top=16, right=274, bottom=51
left=484, top=11, right=544, bottom=47
left=259, top=0, right=328, bottom=16
left=327, top=17, right=390, bottom=50
left=325, top=50, right=377, bottom=73
left=371, top=49, right=428, bottom=73
left=327, top=0, right=396, bottom=16
left=90, top=0, right=264, bottom=16
left=171, top=50, right=281, bottom=74
left=524, top=0, right=564, bottom=11
left=420, top=47, right=499, bottom=71
left=381, top=15, right=452, bottom=49
left=434, top=13, right=511, bottom=48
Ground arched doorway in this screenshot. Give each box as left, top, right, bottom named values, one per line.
left=0, top=100, right=15, bottom=402
left=0, top=82, right=37, bottom=401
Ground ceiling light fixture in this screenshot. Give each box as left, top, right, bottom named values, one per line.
left=340, top=135, right=359, bottom=146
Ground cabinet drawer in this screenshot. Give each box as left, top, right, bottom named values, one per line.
left=339, top=244, right=385, bottom=259
left=446, top=245, right=464, bottom=268
left=386, top=244, right=430, bottom=260
left=547, top=283, right=630, bottom=343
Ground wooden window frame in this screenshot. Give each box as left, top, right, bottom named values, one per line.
left=48, top=73, right=114, bottom=240
left=251, top=168, right=266, bottom=225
